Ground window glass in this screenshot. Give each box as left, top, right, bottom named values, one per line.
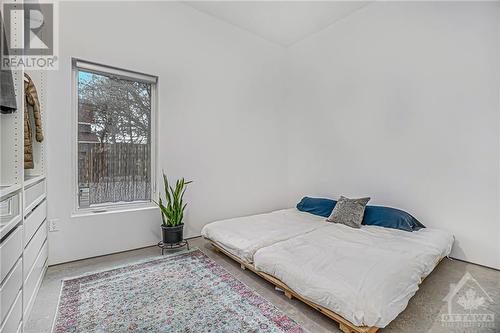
left=77, top=68, right=153, bottom=209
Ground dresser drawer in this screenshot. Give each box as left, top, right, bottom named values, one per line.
left=0, top=192, right=21, bottom=239
left=24, top=241, right=48, bottom=315
left=24, top=200, right=46, bottom=246
left=0, top=226, right=23, bottom=283
left=0, top=259, right=22, bottom=324
left=0, top=291, right=21, bottom=333
left=24, top=220, right=47, bottom=274
left=24, top=179, right=46, bottom=214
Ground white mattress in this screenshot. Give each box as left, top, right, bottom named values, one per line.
left=254, top=223, right=454, bottom=328
left=201, top=208, right=328, bottom=262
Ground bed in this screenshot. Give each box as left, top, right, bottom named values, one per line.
left=203, top=207, right=454, bottom=333
left=254, top=223, right=454, bottom=329
left=201, top=208, right=328, bottom=262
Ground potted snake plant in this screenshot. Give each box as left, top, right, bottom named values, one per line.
left=154, top=172, right=192, bottom=244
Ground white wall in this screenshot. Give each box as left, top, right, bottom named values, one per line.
left=46, top=1, right=287, bottom=264
left=284, top=2, right=500, bottom=269
left=47, top=1, right=500, bottom=270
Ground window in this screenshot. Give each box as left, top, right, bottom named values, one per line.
left=73, top=59, right=157, bottom=212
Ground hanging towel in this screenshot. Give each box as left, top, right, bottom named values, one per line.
left=24, top=73, right=44, bottom=169
left=0, top=18, right=17, bottom=113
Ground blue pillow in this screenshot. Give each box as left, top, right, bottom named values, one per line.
left=296, top=196, right=425, bottom=232
left=362, top=205, right=425, bottom=231
left=296, top=197, right=336, bottom=218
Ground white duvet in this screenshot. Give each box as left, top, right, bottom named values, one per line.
left=254, top=223, right=454, bottom=328
left=201, top=208, right=328, bottom=262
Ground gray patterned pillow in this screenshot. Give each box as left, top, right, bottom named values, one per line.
left=326, top=196, right=370, bottom=228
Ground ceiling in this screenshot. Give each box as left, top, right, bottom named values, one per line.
left=184, top=1, right=370, bottom=47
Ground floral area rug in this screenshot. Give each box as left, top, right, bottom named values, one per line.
left=53, top=249, right=306, bottom=333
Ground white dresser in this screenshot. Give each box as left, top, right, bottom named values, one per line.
left=0, top=177, right=48, bottom=333
left=0, top=6, right=49, bottom=327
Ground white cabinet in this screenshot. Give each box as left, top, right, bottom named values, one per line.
left=0, top=176, right=48, bottom=333
left=0, top=192, right=22, bottom=239
left=0, top=15, right=48, bottom=331
left=0, top=223, right=24, bottom=332
left=0, top=292, right=22, bottom=333
left=0, top=259, right=22, bottom=324
left=21, top=178, right=48, bottom=325
left=0, top=17, right=26, bottom=331
left=23, top=242, right=48, bottom=319
left=0, top=226, right=23, bottom=282
left=23, top=200, right=46, bottom=247
left=24, top=179, right=46, bottom=215
left=0, top=178, right=49, bottom=331
left=24, top=221, right=47, bottom=275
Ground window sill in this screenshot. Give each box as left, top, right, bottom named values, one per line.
left=71, top=202, right=157, bottom=218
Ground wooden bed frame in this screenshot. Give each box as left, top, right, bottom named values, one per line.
left=207, top=239, right=444, bottom=333
left=207, top=240, right=379, bottom=333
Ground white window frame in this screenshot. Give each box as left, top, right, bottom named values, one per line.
left=71, top=58, right=158, bottom=216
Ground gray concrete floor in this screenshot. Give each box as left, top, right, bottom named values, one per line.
left=26, top=237, right=500, bottom=333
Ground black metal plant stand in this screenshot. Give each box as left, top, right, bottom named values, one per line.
left=157, top=240, right=190, bottom=255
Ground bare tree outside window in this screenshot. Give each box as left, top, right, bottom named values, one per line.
left=77, top=69, right=153, bottom=208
